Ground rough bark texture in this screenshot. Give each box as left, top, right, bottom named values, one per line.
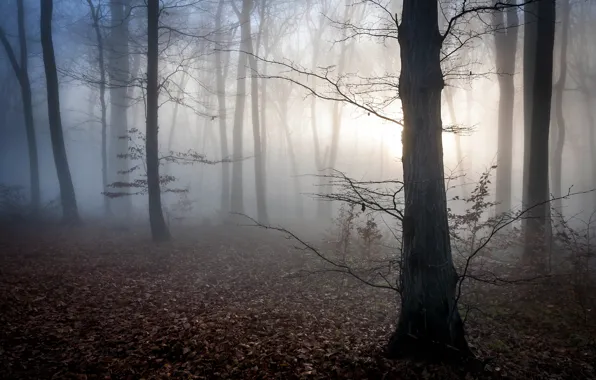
left=40, top=0, right=80, bottom=224
left=146, top=0, right=171, bottom=242
left=242, top=0, right=269, bottom=225
left=493, top=0, right=518, bottom=217
left=387, top=0, right=469, bottom=358
left=0, top=0, right=40, bottom=213
left=86, top=0, right=110, bottom=216
left=108, top=0, right=131, bottom=217
left=215, top=0, right=231, bottom=215
left=551, top=0, right=570, bottom=222
left=522, top=0, right=556, bottom=266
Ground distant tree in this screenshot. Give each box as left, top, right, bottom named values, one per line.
left=493, top=0, right=519, bottom=218
left=85, top=0, right=110, bottom=216
left=551, top=0, right=570, bottom=224
left=108, top=0, right=132, bottom=217
left=146, top=0, right=170, bottom=241
left=232, top=0, right=269, bottom=224
left=40, top=0, right=80, bottom=224
left=522, top=0, right=556, bottom=267
left=0, top=0, right=40, bottom=214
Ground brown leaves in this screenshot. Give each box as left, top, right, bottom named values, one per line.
left=0, top=224, right=594, bottom=379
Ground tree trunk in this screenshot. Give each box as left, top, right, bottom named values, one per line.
left=387, top=0, right=469, bottom=358
left=108, top=0, right=131, bottom=217
left=146, top=0, right=170, bottom=242
left=230, top=3, right=251, bottom=215
left=551, top=0, right=570, bottom=224
left=242, top=0, right=269, bottom=224
left=86, top=0, right=110, bottom=216
left=215, top=0, right=231, bottom=215
left=522, top=0, right=556, bottom=267
left=493, top=0, right=519, bottom=217
left=0, top=0, right=40, bottom=214
left=40, top=0, right=80, bottom=224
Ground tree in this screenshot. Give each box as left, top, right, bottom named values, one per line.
left=493, top=0, right=519, bottom=217
left=0, top=0, right=40, bottom=214
left=236, top=0, right=269, bottom=224
left=146, top=0, right=171, bottom=242
left=108, top=0, right=132, bottom=217
left=386, top=0, right=469, bottom=357
left=522, top=0, right=556, bottom=266
left=551, top=0, right=570, bottom=223
left=40, top=0, right=80, bottom=224
left=214, top=0, right=231, bottom=215
left=86, top=0, right=110, bottom=216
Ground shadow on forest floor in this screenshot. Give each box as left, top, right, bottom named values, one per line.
left=0, top=223, right=594, bottom=379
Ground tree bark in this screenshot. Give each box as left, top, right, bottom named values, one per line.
left=0, top=0, right=40, bottom=214
left=40, top=0, right=80, bottom=224
left=493, top=0, right=519, bottom=217
left=522, top=0, right=556, bottom=267
left=108, top=0, right=131, bottom=217
left=387, top=0, right=469, bottom=358
left=215, top=0, right=231, bottom=215
left=146, top=0, right=170, bottom=242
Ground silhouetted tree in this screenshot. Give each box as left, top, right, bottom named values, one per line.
left=146, top=0, right=170, bottom=242
left=0, top=0, right=40, bottom=214
left=40, top=0, right=80, bottom=224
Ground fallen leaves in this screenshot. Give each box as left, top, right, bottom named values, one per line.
left=0, top=223, right=594, bottom=379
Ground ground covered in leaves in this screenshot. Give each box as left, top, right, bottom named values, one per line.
left=0, top=223, right=595, bottom=379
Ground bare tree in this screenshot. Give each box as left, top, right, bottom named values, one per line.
left=551, top=0, right=570, bottom=223
left=386, top=0, right=469, bottom=357
left=522, top=0, right=556, bottom=266
left=86, top=0, right=111, bottom=216
left=40, top=0, right=80, bottom=224
left=108, top=0, right=132, bottom=217
left=493, top=0, right=519, bottom=217
left=146, top=0, right=170, bottom=242
left=0, top=0, right=40, bottom=214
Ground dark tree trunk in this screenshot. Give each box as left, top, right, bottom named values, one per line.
left=146, top=0, right=170, bottom=242
left=551, top=0, right=570, bottom=223
left=493, top=0, right=519, bottom=217
left=40, top=0, right=80, bottom=224
left=387, top=0, right=469, bottom=359
left=108, top=0, right=131, bottom=217
left=215, top=0, right=231, bottom=215
left=0, top=0, right=40, bottom=214
left=86, top=0, right=110, bottom=216
left=522, top=0, right=556, bottom=266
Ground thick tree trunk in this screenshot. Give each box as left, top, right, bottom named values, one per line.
left=146, top=0, right=170, bottom=242
left=108, top=0, right=131, bottom=217
left=86, top=0, right=110, bottom=215
left=215, top=0, right=231, bottom=215
left=0, top=0, right=40, bottom=214
left=241, top=0, right=269, bottom=225
left=493, top=0, right=519, bottom=217
left=40, top=0, right=80, bottom=224
left=522, top=0, right=556, bottom=267
left=551, top=0, right=570, bottom=223
left=387, top=0, right=469, bottom=358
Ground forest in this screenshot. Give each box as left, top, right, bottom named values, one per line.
left=0, top=0, right=595, bottom=378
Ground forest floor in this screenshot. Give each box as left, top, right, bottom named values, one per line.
left=0, top=222, right=595, bottom=379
